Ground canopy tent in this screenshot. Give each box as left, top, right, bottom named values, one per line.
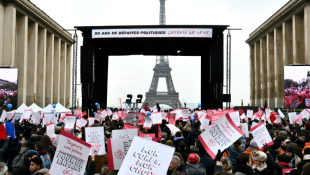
left=15, top=103, right=28, bottom=113
left=29, top=103, right=43, bottom=113
left=55, top=103, right=71, bottom=113
left=42, top=104, right=62, bottom=113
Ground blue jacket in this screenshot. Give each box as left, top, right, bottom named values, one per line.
left=227, top=135, right=246, bottom=167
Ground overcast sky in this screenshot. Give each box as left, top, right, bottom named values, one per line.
left=30, top=0, right=289, bottom=108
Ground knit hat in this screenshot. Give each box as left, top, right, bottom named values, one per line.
left=249, top=140, right=258, bottom=149
left=26, top=136, right=38, bottom=145
left=187, top=153, right=200, bottom=164
left=26, top=150, right=39, bottom=157
left=286, top=146, right=295, bottom=154
left=166, top=140, right=173, bottom=146
left=270, top=141, right=281, bottom=150
left=252, top=151, right=267, bottom=162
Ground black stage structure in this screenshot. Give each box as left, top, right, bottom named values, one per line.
left=75, top=25, right=230, bottom=111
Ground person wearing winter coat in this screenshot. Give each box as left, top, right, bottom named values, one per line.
left=213, top=157, right=233, bottom=173
left=197, top=142, right=214, bottom=175
left=0, top=137, right=9, bottom=162
left=232, top=153, right=259, bottom=175
left=184, top=153, right=206, bottom=175
left=266, top=152, right=291, bottom=175
left=243, top=140, right=258, bottom=166
left=8, top=136, right=24, bottom=171
left=186, top=122, right=201, bottom=146
left=252, top=151, right=269, bottom=175
left=285, top=145, right=301, bottom=168
left=297, top=148, right=310, bottom=172
left=228, top=135, right=246, bottom=169
left=167, top=156, right=184, bottom=175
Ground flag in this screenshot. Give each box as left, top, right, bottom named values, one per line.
left=0, top=124, right=7, bottom=140
left=270, top=112, right=277, bottom=124
left=5, top=121, right=15, bottom=139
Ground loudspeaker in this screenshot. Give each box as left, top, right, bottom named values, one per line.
left=80, top=46, right=94, bottom=83
left=210, top=45, right=223, bottom=82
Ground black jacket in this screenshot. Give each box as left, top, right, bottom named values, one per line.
left=295, top=138, right=305, bottom=149
left=8, top=141, right=22, bottom=171
left=173, top=137, right=190, bottom=152
left=198, top=152, right=214, bottom=175
left=253, top=167, right=269, bottom=175
left=297, top=159, right=310, bottom=172
left=232, top=164, right=259, bottom=175
left=186, top=129, right=201, bottom=146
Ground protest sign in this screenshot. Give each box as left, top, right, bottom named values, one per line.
left=300, top=109, right=310, bottom=119
left=143, top=115, right=152, bottom=129
left=250, top=122, right=273, bottom=149
left=278, top=109, right=285, bottom=118
left=229, top=111, right=240, bottom=126
left=32, top=112, right=41, bottom=125
left=8, top=111, right=15, bottom=120
left=139, top=133, right=156, bottom=142
left=107, top=137, right=133, bottom=170
left=165, top=124, right=181, bottom=135
left=100, top=110, right=108, bottom=120
left=49, top=130, right=91, bottom=175
left=151, top=112, right=162, bottom=125
left=209, top=112, right=226, bottom=125
left=46, top=123, right=55, bottom=138
left=247, top=109, right=253, bottom=120
left=251, top=122, right=258, bottom=128
left=112, top=129, right=138, bottom=138
left=85, top=127, right=106, bottom=155
left=158, top=125, right=163, bottom=142
left=274, top=115, right=282, bottom=124
left=123, top=124, right=140, bottom=135
left=0, top=110, right=6, bottom=122
left=76, top=118, right=87, bottom=130
left=123, top=112, right=137, bottom=124
left=23, top=110, right=32, bottom=121
left=65, top=116, right=75, bottom=130
left=288, top=112, right=297, bottom=124
left=240, top=123, right=249, bottom=137
left=138, top=113, right=145, bottom=125
left=106, top=108, right=113, bottom=116
left=112, top=112, right=119, bottom=120
left=170, top=109, right=182, bottom=120
left=60, top=113, right=66, bottom=121
left=88, top=117, right=94, bottom=126
left=198, top=114, right=244, bottom=159
left=181, top=108, right=190, bottom=120
left=240, top=113, right=246, bottom=120
left=168, top=113, right=176, bottom=125
left=118, top=136, right=175, bottom=175
left=199, top=117, right=210, bottom=130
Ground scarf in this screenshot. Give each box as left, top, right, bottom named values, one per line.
left=252, top=162, right=267, bottom=171
left=289, top=154, right=296, bottom=168
left=278, top=162, right=290, bottom=167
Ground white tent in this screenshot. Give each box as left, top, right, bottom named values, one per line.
left=55, top=103, right=71, bottom=113
left=15, top=103, right=28, bottom=113
left=29, top=103, right=43, bottom=113
left=42, top=104, right=62, bottom=113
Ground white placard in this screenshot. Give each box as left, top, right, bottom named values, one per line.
left=143, top=115, right=152, bottom=129
left=92, top=28, right=213, bottom=39
left=274, top=115, right=282, bottom=124
left=46, top=123, right=55, bottom=137
left=240, top=113, right=246, bottom=120
left=88, top=117, right=94, bottom=126
left=123, top=112, right=137, bottom=124
left=229, top=111, right=240, bottom=126
left=251, top=122, right=258, bottom=129
left=198, top=114, right=244, bottom=159
left=288, top=112, right=297, bottom=124
left=49, top=131, right=91, bottom=175
left=76, top=118, right=87, bottom=130
left=112, top=112, right=119, bottom=120
left=240, top=123, right=249, bottom=137
left=199, top=116, right=210, bottom=130
left=106, top=109, right=113, bottom=116
left=85, top=127, right=106, bottom=155
left=247, top=110, right=253, bottom=119
left=250, top=123, right=273, bottom=149
left=151, top=112, right=162, bottom=125
left=165, top=124, right=181, bottom=135
left=181, top=108, right=190, bottom=120
left=112, top=129, right=138, bottom=139
left=118, top=136, right=175, bottom=175
left=170, top=109, right=182, bottom=121
left=0, top=110, right=6, bottom=122
left=278, top=109, right=285, bottom=118
left=107, top=137, right=133, bottom=170
left=64, top=116, right=75, bottom=130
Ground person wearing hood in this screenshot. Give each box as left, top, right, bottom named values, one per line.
left=252, top=151, right=269, bottom=175
left=232, top=153, right=259, bottom=175
left=20, top=150, right=39, bottom=175
left=173, top=131, right=189, bottom=152
left=297, top=148, right=310, bottom=172
left=214, top=157, right=233, bottom=173
left=186, top=122, right=201, bottom=146
left=243, top=140, right=258, bottom=166
left=285, top=145, right=301, bottom=168
left=184, top=153, right=206, bottom=175
left=228, top=134, right=246, bottom=169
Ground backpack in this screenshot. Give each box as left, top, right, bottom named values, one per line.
left=40, top=153, right=52, bottom=169
left=11, top=148, right=30, bottom=174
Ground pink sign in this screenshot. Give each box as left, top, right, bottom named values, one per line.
left=250, top=122, right=273, bottom=150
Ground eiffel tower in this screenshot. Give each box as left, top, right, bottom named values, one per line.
left=142, top=0, right=182, bottom=109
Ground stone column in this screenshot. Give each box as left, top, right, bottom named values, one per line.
left=60, top=41, right=67, bottom=105
left=45, top=33, right=54, bottom=105
left=267, top=33, right=275, bottom=108
left=26, top=21, right=38, bottom=105
left=37, top=28, right=46, bottom=107
left=283, top=20, right=293, bottom=65
left=3, top=4, right=16, bottom=66
left=293, top=13, right=305, bottom=64
left=249, top=45, right=255, bottom=104
left=0, top=0, right=4, bottom=66
left=66, top=45, right=72, bottom=108
left=254, top=41, right=261, bottom=106
left=304, top=4, right=310, bottom=64
left=260, top=37, right=267, bottom=106
left=53, top=38, right=61, bottom=103
left=16, top=14, right=28, bottom=106
left=274, top=27, right=284, bottom=108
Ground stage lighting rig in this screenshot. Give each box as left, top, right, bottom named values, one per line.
left=125, top=94, right=132, bottom=104
left=136, top=94, right=143, bottom=103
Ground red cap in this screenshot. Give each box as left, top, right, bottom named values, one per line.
left=187, top=153, right=200, bottom=164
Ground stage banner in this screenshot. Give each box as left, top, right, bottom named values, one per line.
left=229, top=111, right=240, bottom=126
left=46, top=123, right=55, bottom=138
left=198, top=114, right=244, bottom=159
left=118, top=136, right=175, bottom=175
left=123, top=112, right=137, bottom=124
left=49, top=130, right=91, bottom=175
left=112, top=129, right=138, bottom=139
left=107, top=137, right=133, bottom=170
left=168, top=113, right=176, bottom=125
left=165, top=124, right=181, bottom=135
left=151, top=112, right=162, bottom=125
left=250, top=122, right=273, bottom=150
left=92, top=28, right=213, bottom=39
left=85, top=127, right=106, bottom=155
left=247, top=109, right=253, bottom=120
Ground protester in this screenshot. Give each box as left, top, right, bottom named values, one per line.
left=178, top=141, right=189, bottom=163
left=186, top=122, right=201, bottom=146
left=252, top=151, right=269, bottom=175
left=173, top=131, right=189, bottom=152
left=0, top=137, right=9, bottom=162
left=34, top=142, right=51, bottom=169
left=29, top=157, right=43, bottom=175
left=302, top=162, right=310, bottom=175
left=184, top=153, right=205, bottom=175
left=243, top=140, right=258, bottom=166
left=20, top=150, right=39, bottom=175
left=0, top=162, right=8, bottom=175
left=167, top=156, right=183, bottom=175
left=285, top=145, right=301, bottom=168
left=214, top=157, right=232, bottom=173
left=228, top=134, right=246, bottom=168
left=297, top=148, right=310, bottom=172
left=232, top=153, right=259, bottom=175
left=197, top=142, right=214, bottom=174
left=295, top=132, right=306, bottom=149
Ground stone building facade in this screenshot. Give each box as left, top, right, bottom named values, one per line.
left=0, top=0, right=74, bottom=107
left=246, top=0, right=310, bottom=109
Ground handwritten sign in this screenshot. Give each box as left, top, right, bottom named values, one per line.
left=198, top=113, right=244, bottom=159
left=49, top=130, right=91, bottom=175
left=250, top=122, right=273, bottom=150
left=151, top=112, right=162, bottom=125
left=112, top=129, right=138, bottom=139
left=107, top=137, right=133, bottom=170
left=47, top=123, right=55, bottom=138
left=118, top=136, right=175, bottom=175
left=85, top=127, right=106, bottom=155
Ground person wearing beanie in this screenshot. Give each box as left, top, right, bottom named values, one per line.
left=252, top=151, right=269, bottom=175
left=285, top=145, right=301, bottom=168
left=185, top=153, right=206, bottom=175
left=297, top=148, right=310, bottom=172
left=243, top=140, right=258, bottom=166
left=269, top=141, right=283, bottom=160
left=166, top=140, right=173, bottom=147
left=20, top=150, right=39, bottom=175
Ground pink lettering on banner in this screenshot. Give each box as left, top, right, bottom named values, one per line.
left=62, top=168, right=73, bottom=175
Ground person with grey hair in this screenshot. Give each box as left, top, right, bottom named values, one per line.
left=167, top=155, right=184, bottom=175
left=0, top=162, right=8, bottom=175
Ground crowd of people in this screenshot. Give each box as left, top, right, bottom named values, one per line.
left=1, top=107, right=310, bottom=175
